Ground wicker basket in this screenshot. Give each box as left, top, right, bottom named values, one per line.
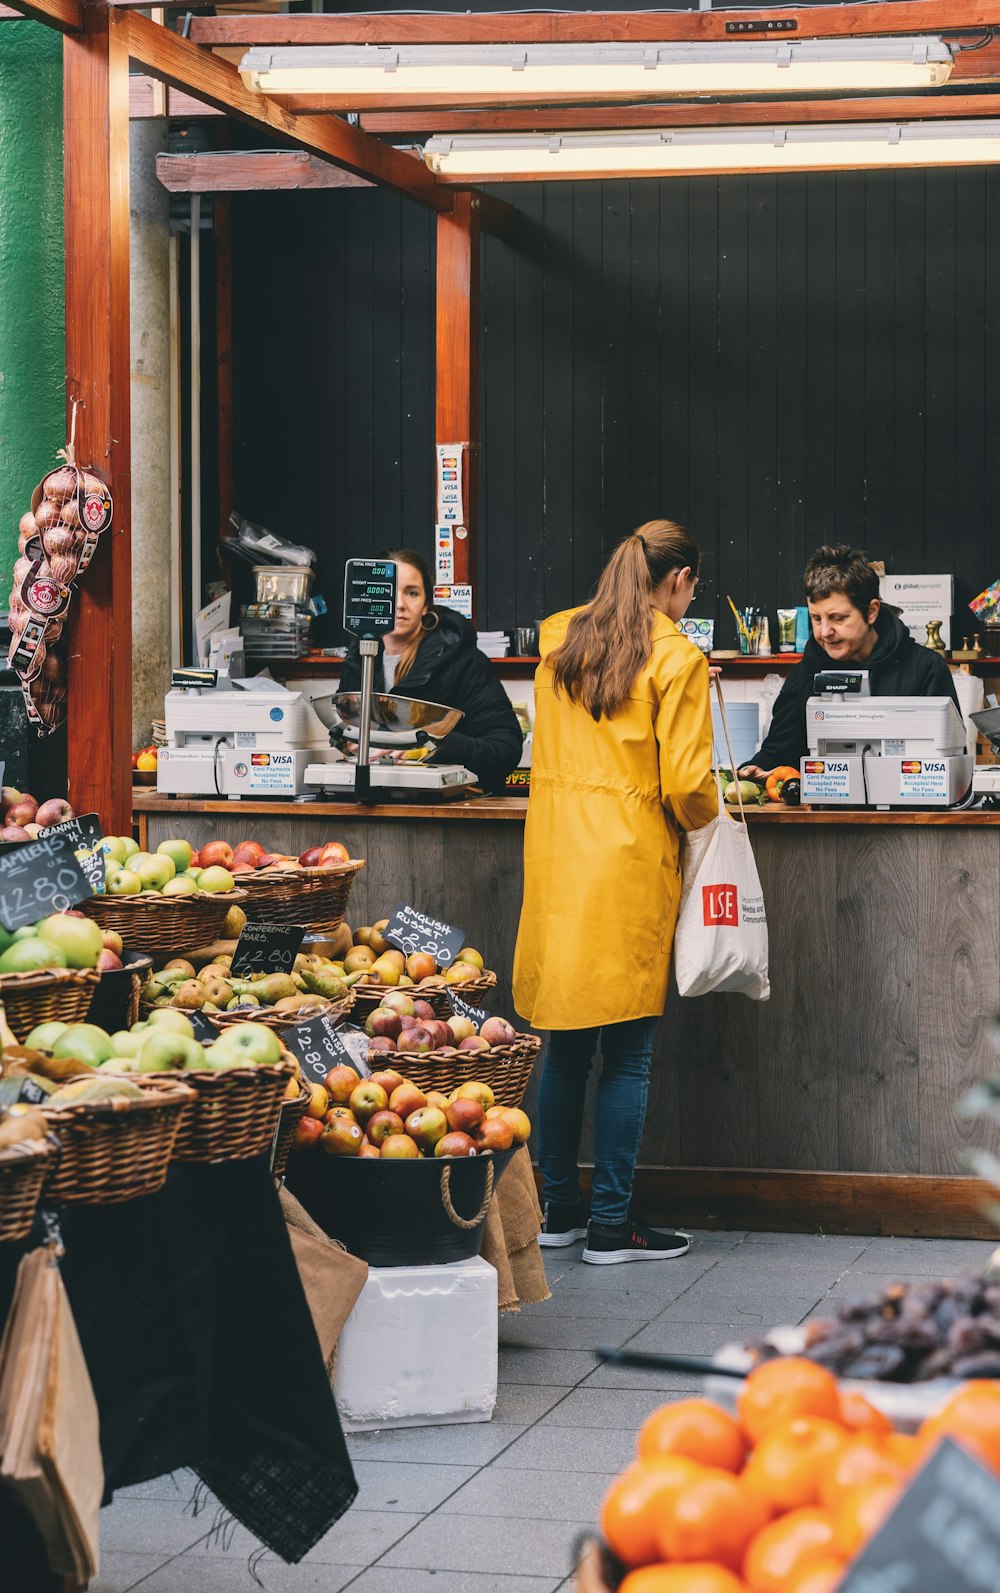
left=205, top=989, right=355, bottom=1034
left=575, top=1540, right=619, bottom=1592
left=87, top=951, right=153, bottom=1034
left=0, top=968, right=101, bottom=1042
left=372, top=1033, right=540, bottom=1108
left=237, top=859, right=365, bottom=931
left=81, top=889, right=248, bottom=958
left=0, top=1135, right=59, bottom=1242
left=271, top=1079, right=311, bottom=1180
left=163, top=1055, right=298, bottom=1164
left=41, top=1077, right=195, bottom=1206
left=352, top=971, right=497, bottom=1019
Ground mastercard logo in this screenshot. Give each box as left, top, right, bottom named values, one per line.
left=804, top=761, right=825, bottom=774
left=901, top=761, right=923, bottom=774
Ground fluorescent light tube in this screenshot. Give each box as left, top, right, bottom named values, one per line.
left=422, top=120, right=1000, bottom=181
left=239, top=38, right=953, bottom=104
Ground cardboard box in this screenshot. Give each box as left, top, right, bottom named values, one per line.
left=880, top=573, right=954, bottom=612
left=334, top=1257, right=498, bottom=1431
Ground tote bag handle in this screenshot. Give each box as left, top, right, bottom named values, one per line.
left=712, top=676, right=747, bottom=825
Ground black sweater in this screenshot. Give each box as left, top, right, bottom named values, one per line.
left=751, top=608, right=960, bottom=769
left=339, top=608, right=524, bottom=792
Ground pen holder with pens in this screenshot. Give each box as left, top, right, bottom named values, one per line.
left=728, top=597, right=763, bottom=656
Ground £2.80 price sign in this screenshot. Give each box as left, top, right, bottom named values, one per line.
left=0, top=833, right=95, bottom=932
left=385, top=903, right=466, bottom=968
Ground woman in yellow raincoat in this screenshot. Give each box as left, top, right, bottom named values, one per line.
left=513, top=520, right=717, bottom=1266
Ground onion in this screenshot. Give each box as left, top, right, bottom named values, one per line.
left=12, top=556, right=32, bottom=588
left=57, top=496, right=80, bottom=529
left=33, top=499, right=61, bottom=532
left=82, top=471, right=104, bottom=498
left=48, top=557, right=78, bottom=587
left=41, top=652, right=62, bottom=683
left=19, top=512, right=37, bottom=540
left=42, top=467, right=79, bottom=505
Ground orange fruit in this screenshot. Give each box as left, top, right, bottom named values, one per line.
left=783, top=1559, right=846, bottom=1593
left=655, top=1470, right=771, bottom=1572
left=918, top=1380, right=1000, bottom=1475
left=838, top=1391, right=891, bottom=1438
left=738, top=1359, right=842, bottom=1445
left=639, top=1399, right=746, bottom=1474
left=619, top=1567, right=750, bottom=1593
left=833, top=1480, right=901, bottom=1558
left=881, top=1432, right=920, bottom=1470
left=817, top=1435, right=904, bottom=1514
left=602, top=1456, right=705, bottom=1568
left=742, top=1507, right=838, bottom=1593
left=742, top=1416, right=847, bottom=1513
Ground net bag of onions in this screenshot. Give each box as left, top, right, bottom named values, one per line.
left=7, top=419, right=113, bottom=737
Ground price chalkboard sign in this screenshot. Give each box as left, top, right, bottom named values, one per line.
left=447, top=992, right=484, bottom=1025
left=343, top=558, right=397, bottom=638
left=285, top=1016, right=371, bottom=1085
left=37, top=813, right=105, bottom=896
left=188, top=1010, right=219, bottom=1045
left=230, top=921, right=306, bottom=979
left=0, top=833, right=94, bottom=933
left=385, top=903, right=465, bottom=968
left=839, top=1439, right=1000, bottom=1592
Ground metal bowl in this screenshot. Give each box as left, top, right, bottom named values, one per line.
left=310, top=691, right=464, bottom=747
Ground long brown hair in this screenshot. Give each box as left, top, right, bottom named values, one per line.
left=382, top=548, right=436, bottom=687
left=549, top=519, right=701, bottom=720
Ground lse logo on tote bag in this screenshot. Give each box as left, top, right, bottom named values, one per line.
left=702, top=883, right=738, bottom=928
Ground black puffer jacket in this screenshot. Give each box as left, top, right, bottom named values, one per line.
left=751, top=607, right=960, bottom=769
left=340, top=608, right=524, bottom=792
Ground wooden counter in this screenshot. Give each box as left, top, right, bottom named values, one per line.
left=133, top=788, right=1000, bottom=1237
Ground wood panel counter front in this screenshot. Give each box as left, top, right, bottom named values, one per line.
left=134, top=790, right=1000, bottom=1237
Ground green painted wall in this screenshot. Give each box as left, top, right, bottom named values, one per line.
left=0, top=25, right=64, bottom=584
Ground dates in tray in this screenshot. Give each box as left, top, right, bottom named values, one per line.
left=744, top=1269, right=1000, bottom=1382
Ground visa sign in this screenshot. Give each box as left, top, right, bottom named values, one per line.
left=703, top=884, right=738, bottom=928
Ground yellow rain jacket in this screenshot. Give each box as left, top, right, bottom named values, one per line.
left=513, top=607, right=718, bottom=1030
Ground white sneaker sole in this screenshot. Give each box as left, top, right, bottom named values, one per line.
left=581, top=1241, right=691, bottom=1265
left=538, top=1227, right=588, bottom=1248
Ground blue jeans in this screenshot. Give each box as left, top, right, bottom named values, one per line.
left=536, top=1017, right=659, bottom=1228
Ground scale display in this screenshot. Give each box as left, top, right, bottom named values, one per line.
left=343, top=559, right=397, bottom=638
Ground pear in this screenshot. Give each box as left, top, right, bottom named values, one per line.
left=171, top=979, right=208, bottom=1010
left=300, top=966, right=349, bottom=1001
left=201, top=975, right=233, bottom=1008
left=252, top=973, right=300, bottom=1005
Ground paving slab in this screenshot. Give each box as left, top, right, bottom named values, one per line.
left=498, top=1346, right=600, bottom=1385
left=501, top=1313, right=639, bottom=1350
left=348, top=1420, right=530, bottom=1465
left=437, top=1463, right=616, bottom=1522
left=379, top=1511, right=589, bottom=1579
left=494, top=1383, right=573, bottom=1423
left=351, top=1459, right=477, bottom=1512
left=490, top=1423, right=637, bottom=1475
left=537, top=1387, right=679, bottom=1430
left=342, top=1572, right=562, bottom=1593
left=650, top=1291, right=824, bottom=1324
left=98, top=1499, right=211, bottom=1559
left=579, top=1362, right=704, bottom=1393
left=135, top=1555, right=364, bottom=1591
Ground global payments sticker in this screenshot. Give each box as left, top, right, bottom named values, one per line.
left=899, top=759, right=949, bottom=801
left=801, top=759, right=852, bottom=800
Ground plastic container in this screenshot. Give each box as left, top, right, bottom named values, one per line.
left=253, top=565, right=315, bottom=604
left=286, top=1145, right=514, bottom=1266
left=335, top=1257, right=498, bottom=1431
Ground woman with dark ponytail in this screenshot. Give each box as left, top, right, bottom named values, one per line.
left=513, top=520, right=717, bottom=1265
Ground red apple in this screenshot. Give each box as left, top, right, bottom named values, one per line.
left=366, top=1109, right=405, bottom=1146
left=412, top=999, right=437, bottom=1022
left=0, top=826, right=30, bottom=843
left=380, top=1134, right=419, bottom=1160
left=6, top=800, right=38, bottom=828
left=382, top=991, right=415, bottom=1018
left=389, top=1082, right=427, bottom=1119
left=35, top=797, right=73, bottom=828
left=319, top=1118, right=363, bottom=1156
left=96, top=949, right=124, bottom=971
left=400, top=1024, right=435, bottom=1055
left=446, top=1096, right=484, bottom=1135
left=458, top=1036, right=490, bottom=1053
left=434, top=1131, right=479, bottom=1158
left=368, top=1069, right=405, bottom=1098
left=365, top=1007, right=403, bottom=1041
left=297, top=846, right=323, bottom=867
left=325, top=1064, right=360, bottom=1103
left=255, top=852, right=282, bottom=869
left=232, top=840, right=265, bottom=865
left=404, top=1106, right=448, bottom=1151
left=22, top=823, right=41, bottom=839
left=500, top=1108, right=532, bottom=1145
left=367, top=1036, right=397, bottom=1053
left=0, top=786, right=24, bottom=812
left=357, top=1141, right=382, bottom=1158
left=292, top=1116, right=324, bottom=1152
left=230, top=861, right=255, bottom=875
left=477, top=1117, right=514, bottom=1152
left=199, top=840, right=234, bottom=868
left=399, top=1013, right=420, bottom=1032
left=349, top=1081, right=389, bottom=1124
left=101, top=930, right=124, bottom=956
left=480, top=1016, right=517, bottom=1047
left=318, top=841, right=350, bottom=867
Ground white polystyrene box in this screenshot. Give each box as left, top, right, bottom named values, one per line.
left=334, top=1257, right=498, bottom=1432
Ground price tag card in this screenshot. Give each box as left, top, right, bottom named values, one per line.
left=188, top=1011, right=219, bottom=1045
left=0, top=833, right=94, bottom=932
left=385, top=903, right=465, bottom=968
left=839, top=1439, right=1000, bottom=1592
left=448, top=992, right=484, bottom=1025
left=230, top=922, right=306, bottom=979
left=38, top=813, right=106, bottom=895
left=285, top=1016, right=370, bottom=1085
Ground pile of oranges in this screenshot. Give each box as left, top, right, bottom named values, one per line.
left=597, top=1357, right=1000, bottom=1593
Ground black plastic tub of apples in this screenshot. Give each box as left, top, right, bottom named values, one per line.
left=86, top=949, right=153, bottom=1034
left=286, top=1143, right=517, bottom=1267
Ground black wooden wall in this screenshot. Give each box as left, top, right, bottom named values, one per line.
left=231, top=167, right=1000, bottom=642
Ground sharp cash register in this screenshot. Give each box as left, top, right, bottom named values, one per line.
left=799, top=671, right=974, bottom=808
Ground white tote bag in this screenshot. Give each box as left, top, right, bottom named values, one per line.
left=674, top=683, right=770, bottom=1000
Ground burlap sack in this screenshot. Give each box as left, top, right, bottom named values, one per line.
left=480, top=1146, right=550, bottom=1312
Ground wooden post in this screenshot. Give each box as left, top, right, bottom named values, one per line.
left=435, top=192, right=480, bottom=610
left=215, top=194, right=234, bottom=547
left=63, top=1, right=133, bottom=833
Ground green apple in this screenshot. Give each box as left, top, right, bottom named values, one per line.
left=101, top=837, right=128, bottom=865
left=37, top=913, right=104, bottom=969
left=138, top=1031, right=205, bottom=1072
left=145, top=1009, right=195, bottom=1039
left=25, top=1020, right=70, bottom=1050
left=0, top=937, right=66, bottom=973
left=130, top=852, right=153, bottom=869
left=99, top=1057, right=138, bottom=1073
left=110, top=1030, right=143, bottom=1057
left=197, top=865, right=235, bottom=894
left=13, top=925, right=41, bottom=941
left=157, top=837, right=193, bottom=873
left=185, top=867, right=203, bottom=882
left=107, top=869, right=141, bottom=896
left=162, top=875, right=199, bottom=898
left=209, top=1022, right=282, bottom=1066
left=51, top=1023, right=114, bottom=1066
left=135, top=855, right=175, bottom=891
left=120, top=836, right=140, bottom=860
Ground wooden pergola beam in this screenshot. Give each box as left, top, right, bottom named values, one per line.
left=156, top=150, right=373, bottom=191
left=3, top=0, right=80, bottom=32
left=124, top=10, right=450, bottom=210
left=362, top=91, right=1000, bottom=136
left=186, top=4, right=1000, bottom=47
left=130, top=73, right=220, bottom=119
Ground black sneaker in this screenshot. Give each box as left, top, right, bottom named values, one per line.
left=582, top=1219, right=691, bottom=1266
left=538, top=1200, right=590, bottom=1248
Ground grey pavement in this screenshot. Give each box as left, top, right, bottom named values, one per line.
left=92, top=1228, right=997, bottom=1593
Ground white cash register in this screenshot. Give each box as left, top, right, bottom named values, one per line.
left=800, top=671, right=973, bottom=807
left=157, top=672, right=342, bottom=797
